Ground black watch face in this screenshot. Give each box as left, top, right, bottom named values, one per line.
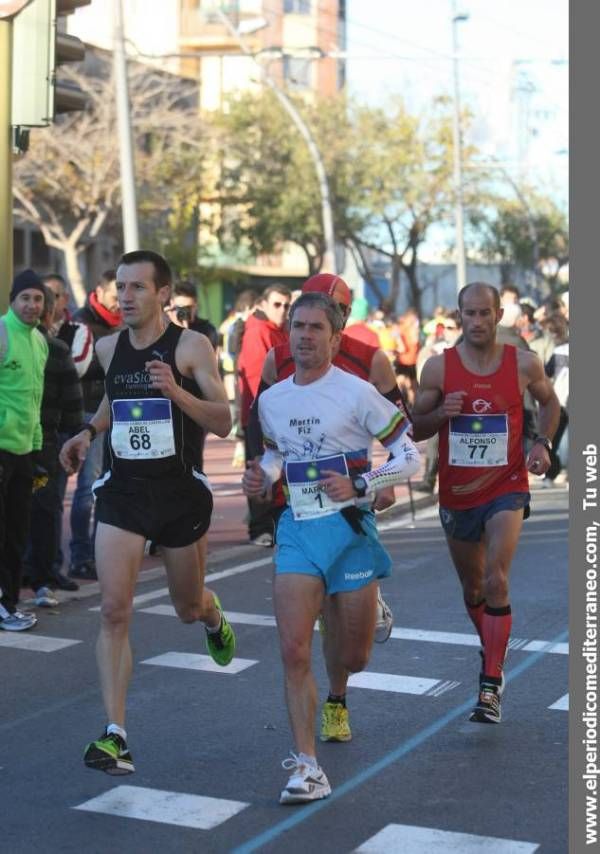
left=355, top=477, right=367, bottom=494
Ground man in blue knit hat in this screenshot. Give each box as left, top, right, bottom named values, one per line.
left=0, top=269, right=48, bottom=630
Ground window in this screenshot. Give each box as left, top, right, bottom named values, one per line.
left=283, top=56, right=311, bottom=88
left=284, top=0, right=310, bottom=14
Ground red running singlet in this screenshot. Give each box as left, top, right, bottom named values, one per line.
left=273, top=332, right=376, bottom=382
left=438, top=345, right=529, bottom=510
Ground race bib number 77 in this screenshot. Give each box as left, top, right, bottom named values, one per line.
left=448, top=414, right=509, bottom=467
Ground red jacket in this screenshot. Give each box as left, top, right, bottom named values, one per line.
left=237, top=312, right=288, bottom=427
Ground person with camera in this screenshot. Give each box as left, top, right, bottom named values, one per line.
left=166, top=280, right=218, bottom=350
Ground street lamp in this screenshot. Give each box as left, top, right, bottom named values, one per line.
left=451, top=2, right=468, bottom=294
left=113, top=0, right=139, bottom=251
left=216, top=11, right=338, bottom=273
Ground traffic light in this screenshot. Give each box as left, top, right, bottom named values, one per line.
left=10, top=0, right=89, bottom=127
left=53, top=0, right=90, bottom=115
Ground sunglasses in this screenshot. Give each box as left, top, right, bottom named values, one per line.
left=272, top=301, right=291, bottom=310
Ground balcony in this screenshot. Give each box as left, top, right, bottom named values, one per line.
left=179, top=7, right=264, bottom=50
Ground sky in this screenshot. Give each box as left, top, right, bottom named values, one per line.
left=345, top=0, right=568, bottom=206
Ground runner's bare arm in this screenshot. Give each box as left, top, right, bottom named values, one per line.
left=519, top=350, right=561, bottom=473
left=369, top=349, right=399, bottom=394
left=262, top=347, right=278, bottom=387
left=59, top=394, right=110, bottom=474
left=158, top=330, right=231, bottom=438
left=246, top=348, right=278, bottom=458
left=411, top=355, right=467, bottom=441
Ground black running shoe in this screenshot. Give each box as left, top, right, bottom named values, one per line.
left=469, top=682, right=501, bottom=724
left=84, top=730, right=135, bottom=775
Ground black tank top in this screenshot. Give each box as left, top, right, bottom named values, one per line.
left=104, top=323, right=203, bottom=478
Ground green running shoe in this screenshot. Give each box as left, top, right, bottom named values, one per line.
left=84, top=730, right=134, bottom=775
left=320, top=701, right=352, bottom=742
left=205, top=593, right=236, bottom=666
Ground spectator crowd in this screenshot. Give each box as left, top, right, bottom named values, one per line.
left=0, top=265, right=569, bottom=632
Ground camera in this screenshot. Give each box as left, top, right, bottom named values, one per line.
left=175, top=306, right=193, bottom=323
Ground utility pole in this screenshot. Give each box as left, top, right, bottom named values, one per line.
left=216, top=10, right=337, bottom=273
left=113, top=0, right=138, bottom=251
left=0, top=0, right=35, bottom=307
left=0, top=17, right=13, bottom=308
left=451, top=1, right=467, bottom=295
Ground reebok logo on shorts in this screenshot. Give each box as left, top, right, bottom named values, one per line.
left=344, top=570, right=374, bottom=581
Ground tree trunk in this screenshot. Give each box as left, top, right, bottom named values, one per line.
left=399, top=254, right=422, bottom=319
left=63, top=243, right=87, bottom=306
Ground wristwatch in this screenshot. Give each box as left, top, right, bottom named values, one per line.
left=533, top=435, right=552, bottom=452
left=80, top=423, right=97, bottom=441
left=351, top=475, right=368, bottom=498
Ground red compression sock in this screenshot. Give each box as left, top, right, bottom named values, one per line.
left=481, top=604, right=512, bottom=682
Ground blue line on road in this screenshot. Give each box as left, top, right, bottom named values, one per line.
left=232, top=628, right=568, bottom=854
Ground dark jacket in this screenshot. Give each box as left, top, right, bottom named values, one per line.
left=189, top=316, right=219, bottom=350
left=38, top=329, right=84, bottom=475
left=73, top=296, right=121, bottom=412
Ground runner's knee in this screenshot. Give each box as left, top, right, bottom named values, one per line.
left=280, top=636, right=312, bottom=673
left=100, top=598, right=133, bottom=629
left=485, top=571, right=509, bottom=601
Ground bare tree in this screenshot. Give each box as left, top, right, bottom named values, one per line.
left=13, top=55, right=206, bottom=304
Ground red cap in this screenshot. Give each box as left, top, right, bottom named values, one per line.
left=302, top=273, right=352, bottom=307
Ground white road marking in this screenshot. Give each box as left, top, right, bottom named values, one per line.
left=0, top=634, right=80, bottom=652
left=390, top=627, right=480, bottom=646
left=356, top=823, right=539, bottom=852
left=137, top=605, right=568, bottom=657
left=549, top=693, right=569, bottom=711
left=141, top=651, right=258, bottom=674
left=73, top=785, right=248, bottom=829
left=522, top=640, right=568, bottom=655
left=89, top=556, right=274, bottom=611
left=140, top=604, right=278, bottom=626
left=348, top=672, right=441, bottom=695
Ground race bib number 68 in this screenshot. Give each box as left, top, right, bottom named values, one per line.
left=111, top=398, right=176, bottom=460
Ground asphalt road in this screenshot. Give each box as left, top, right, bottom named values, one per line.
left=0, top=487, right=568, bottom=853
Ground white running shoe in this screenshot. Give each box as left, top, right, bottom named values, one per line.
left=374, top=587, right=394, bottom=643
left=35, top=587, right=59, bottom=608
left=279, top=753, right=331, bottom=804
left=0, top=605, right=37, bottom=631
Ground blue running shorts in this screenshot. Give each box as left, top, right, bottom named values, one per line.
left=275, top=507, right=392, bottom=595
left=439, top=491, right=531, bottom=543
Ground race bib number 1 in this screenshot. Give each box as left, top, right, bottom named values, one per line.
left=286, top=454, right=354, bottom=520
left=448, top=414, right=509, bottom=467
left=111, top=398, right=176, bottom=460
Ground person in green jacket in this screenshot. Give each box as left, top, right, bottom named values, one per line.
left=0, top=269, right=48, bottom=631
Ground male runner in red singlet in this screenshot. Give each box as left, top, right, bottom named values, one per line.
left=246, top=273, right=412, bottom=743
left=412, top=282, right=560, bottom=723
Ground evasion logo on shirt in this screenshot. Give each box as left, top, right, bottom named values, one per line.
left=1, top=359, right=21, bottom=371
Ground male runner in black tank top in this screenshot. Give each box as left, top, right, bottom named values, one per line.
left=60, top=250, right=235, bottom=776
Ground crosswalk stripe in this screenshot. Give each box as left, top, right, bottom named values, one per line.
left=549, top=693, right=568, bottom=711
left=356, top=823, right=539, bottom=852
left=522, top=640, right=568, bottom=655
left=348, top=672, right=444, bottom=695
left=0, top=634, right=80, bottom=652
left=74, top=784, right=248, bottom=829
left=137, top=605, right=568, bottom=656
left=141, top=651, right=258, bottom=674
left=88, top=556, right=274, bottom=612
left=140, top=604, right=278, bottom=626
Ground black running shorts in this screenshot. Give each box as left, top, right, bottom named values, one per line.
left=93, top=468, right=213, bottom=547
